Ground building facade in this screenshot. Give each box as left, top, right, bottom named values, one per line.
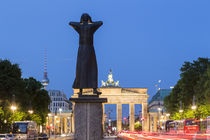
left=148, top=89, right=172, bottom=132
left=46, top=90, right=73, bottom=135
left=48, top=90, right=72, bottom=113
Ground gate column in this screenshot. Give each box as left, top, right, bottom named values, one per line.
left=117, top=103, right=122, bottom=132
left=102, top=103, right=105, bottom=132
left=129, top=103, right=135, bottom=131
left=142, top=103, right=149, bottom=131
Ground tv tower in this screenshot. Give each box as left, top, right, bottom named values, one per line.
left=42, top=48, right=49, bottom=90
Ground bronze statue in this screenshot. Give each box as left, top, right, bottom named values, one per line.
left=69, top=13, right=103, bottom=95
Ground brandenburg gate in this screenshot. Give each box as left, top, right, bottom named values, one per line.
left=71, top=70, right=149, bottom=132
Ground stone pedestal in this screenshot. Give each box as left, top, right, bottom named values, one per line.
left=70, top=97, right=107, bottom=140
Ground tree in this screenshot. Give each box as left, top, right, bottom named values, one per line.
left=134, top=121, right=142, bottom=131
left=0, top=59, right=50, bottom=132
left=24, top=77, right=51, bottom=124
left=0, top=60, right=25, bottom=108
left=164, top=57, right=210, bottom=119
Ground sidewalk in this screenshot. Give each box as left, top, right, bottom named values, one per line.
left=49, top=135, right=119, bottom=140
left=49, top=134, right=74, bottom=140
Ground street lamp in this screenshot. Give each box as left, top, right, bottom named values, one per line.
left=28, top=110, right=33, bottom=114
left=179, top=101, right=184, bottom=120
left=11, top=105, right=17, bottom=123
left=54, top=115, right=57, bottom=135
left=11, top=105, right=17, bottom=113
left=59, top=108, right=62, bottom=135
left=166, top=113, right=170, bottom=121
left=192, top=95, right=196, bottom=110
left=157, top=104, right=161, bottom=133
left=166, top=113, right=170, bottom=117
left=191, top=105, right=196, bottom=110
left=48, top=113, right=51, bottom=137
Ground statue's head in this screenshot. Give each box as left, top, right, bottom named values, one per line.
left=80, top=13, right=92, bottom=23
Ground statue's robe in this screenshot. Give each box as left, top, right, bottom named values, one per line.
left=70, top=21, right=103, bottom=89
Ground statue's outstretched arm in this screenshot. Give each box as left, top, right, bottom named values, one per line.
left=92, top=21, right=103, bottom=33
left=69, top=22, right=80, bottom=33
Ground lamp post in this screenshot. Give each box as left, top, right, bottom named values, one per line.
left=54, top=115, right=57, bottom=136
left=191, top=95, right=196, bottom=110
left=70, top=113, right=73, bottom=134
left=28, top=110, right=33, bottom=114
left=10, top=105, right=17, bottom=124
left=191, top=95, right=197, bottom=119
left=56, top=120, right=59, bottom=135
left=11, top=105, right=17, bottom=113
left=166, top=113, right=170, bottom=120
left=67, top=117, right=70, bottom=134
left=11, top=94, right=17, bottom=124
left=179, top=101, right=183, bottom=112
left=178, top=101, right=184, bottom=119
left=59, top=108, right=62, bottom=135
left=191, top=106, right=196, bottom=110
left=48, top=113, right=51, bottom=137
left=157, top=105, right=161, bottom=133
left=155, top=81, right=161, bottom=132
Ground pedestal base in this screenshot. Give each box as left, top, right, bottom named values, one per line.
left=70, top=97, right=107, bottom=140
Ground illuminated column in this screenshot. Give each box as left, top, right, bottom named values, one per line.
left=117, top=103, right=122, bottom=132
left=69, top=114, right=72, bottom=133
left=129, top=103, right=135, bottom=131
left=64, top=117, right=67, bottom=134
left=68, top=116, right=71, bottom=133
left=154, top=115, right=157, bottom=132
left=60, top=115, right=62, bottom=134
left=62, top=117, right=65, bottom=134
left=72, top=103, right=75, bottom=133
left=102, top=103, right=105, bottom=132
left=142, top=103, right=148, bottom=131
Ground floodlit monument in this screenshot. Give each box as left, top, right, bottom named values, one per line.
left=72, top=70, right=150, bottom=132
left=69, top=13, right=107, bottom=140
left=69, top=14, right=149, bottom=139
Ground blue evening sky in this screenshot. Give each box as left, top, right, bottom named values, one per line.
left=0, top=0, right=210, bottom=102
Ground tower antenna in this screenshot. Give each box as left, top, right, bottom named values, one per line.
left=42, top=48, right=49, bottom=90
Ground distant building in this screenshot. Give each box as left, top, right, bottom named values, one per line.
left=148, top=89, right=172, bottom=132
left=148, top=89, right=172, bottom=112
left=48, top=90, right=72, bottom=113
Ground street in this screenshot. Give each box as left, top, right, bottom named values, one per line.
left=117, top=131, right=210, bottom=140
left=47, top=132, right=210, bottom=140
left=48, top=135, right=121, bottom=140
